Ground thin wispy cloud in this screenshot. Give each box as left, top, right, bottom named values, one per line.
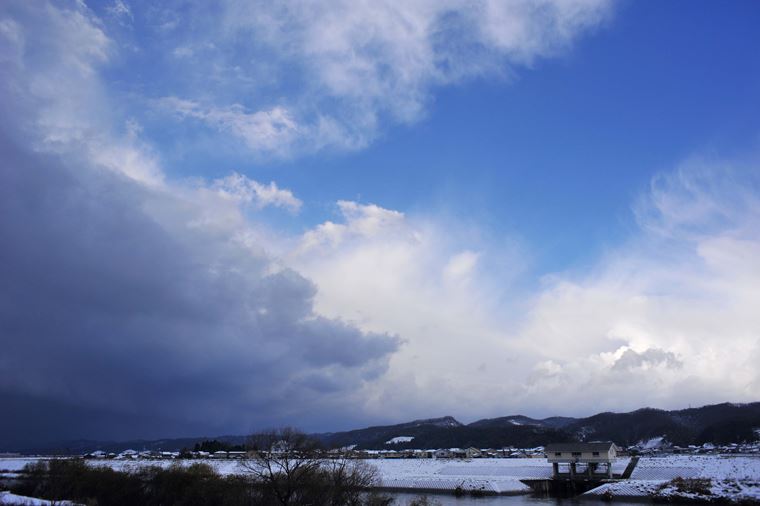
left=138, top=0, right=613, bottom=157
left=211, top=172, right=303, bottom=213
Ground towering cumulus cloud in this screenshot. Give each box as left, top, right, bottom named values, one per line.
left=515, top=160, right=760, bottom=415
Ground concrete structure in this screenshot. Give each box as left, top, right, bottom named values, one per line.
left=545, top=442, right=618, bottom=479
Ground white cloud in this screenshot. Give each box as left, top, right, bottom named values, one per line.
left=107, top=0, right=133, bottom=24
left=0, top=2, right=109, bottom=144
left=172, top=45, right=193, bottom=58
left=224, top=0, right=610, bottom=112
left=159, top=96, right=368, bottom=156
left=298, top=200, right=408, bottom=254
left=511, top=159, right=760, bottom=414
left=0, top=1, right=166, bottom=187
left=443, top=250, right=480, bottom=285
left=285, top=159, right=760, bottom=420
left=149, top=0, right=612, bottom=156
left=211, top=172, right=302, bottom=213
left=160, top=97, right=301, bottom=155
left=289, top=200, right=528, bottom=421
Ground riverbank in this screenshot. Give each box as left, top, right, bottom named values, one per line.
left=582, top=456, right=760, bottom=504
left=3, top=455, right=759, bottom=502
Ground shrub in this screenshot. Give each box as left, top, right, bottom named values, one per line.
left=14, top=459, right=255, bottom=506
left=664, top=477, right=713, bottom=496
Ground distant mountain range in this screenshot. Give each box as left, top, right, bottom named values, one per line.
left=311, top=403, right=760, bottom=450
left=10, top=402, right=760, bottom=455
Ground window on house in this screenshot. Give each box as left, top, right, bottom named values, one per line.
left=571, top=452, right=582, bottom=457
left=554, top=452, right=562, bottom=456
left=592, top=452, right=600, bottom=456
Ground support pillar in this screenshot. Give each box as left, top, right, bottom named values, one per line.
left=570, top=462, right=576, bottom=479
left=552, top=462, right=559, bottom=478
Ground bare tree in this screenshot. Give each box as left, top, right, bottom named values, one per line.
left=322, top=457, right=380, bottom=506
left=241, top=427, right=323, bottom=506
left=240, top=427, right=383, bottom=506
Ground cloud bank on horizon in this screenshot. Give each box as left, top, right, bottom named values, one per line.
left=1, top=0, right=759, bottom=446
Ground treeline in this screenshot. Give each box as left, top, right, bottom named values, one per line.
left=320, top=424, right=573, bottom=451
left=192, top=439, right=246, bottom=452
left=11, top=458, right=392, bottom=506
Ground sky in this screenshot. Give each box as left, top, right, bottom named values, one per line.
left=1, top=0, right=759, bottom=448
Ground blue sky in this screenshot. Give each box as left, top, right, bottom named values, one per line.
left=96, top=0, right=760, bottom=271
left=1, top=0, right=760, bottom=444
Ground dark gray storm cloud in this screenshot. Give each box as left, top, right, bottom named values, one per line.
left=0, top=130, right=398, bottom=448
left=0, top=1, right=403, bottom=448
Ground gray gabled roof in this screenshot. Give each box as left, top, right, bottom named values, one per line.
left=545, top=442, right=617, bottom=452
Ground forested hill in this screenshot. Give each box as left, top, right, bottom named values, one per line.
left=10, top=402, right=760, bottom=454
left=313, top=402, right=760, bottom=450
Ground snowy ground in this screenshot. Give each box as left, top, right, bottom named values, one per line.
left=584, top=455, right=760, bottom=502
left=0, top=490, right=80, bottom=505
left=3, top=457, right=627, bottom=495
left=86, top=457, right=564, bottom=493
left=368, top=458, right=629, bottom=494
left=3, top=455, right=758, bottom=499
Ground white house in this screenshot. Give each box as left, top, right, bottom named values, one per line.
left=545, top=442, right=618, bottom=478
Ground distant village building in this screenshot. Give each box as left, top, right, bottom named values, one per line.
left=545, top=442, right=618, bottom=479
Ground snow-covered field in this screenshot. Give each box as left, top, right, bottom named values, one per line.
left=368, top=458, right=631, bottom=494
left=372, top=458, right=552, bottom=494
left=0, top=459, right=43, bottom=473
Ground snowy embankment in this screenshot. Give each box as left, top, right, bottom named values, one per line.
left=583, top=455, right=760, bottom=503
left=3, top=457, right=565, bottom=494
left=95, top=457, right=562, bottom=494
